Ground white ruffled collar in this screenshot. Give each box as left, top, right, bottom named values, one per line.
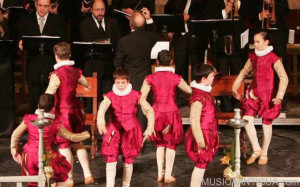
left=35, top=109, right=55, bottom=119
left=54, top=60, right=75, bottom=70
left=255, top=46, right=273, bottom=57
left=112, top=83, right=132, bottom=96
left=155, top=66, right=175, bottom=73
left=190, top=80, right=212, bottom=92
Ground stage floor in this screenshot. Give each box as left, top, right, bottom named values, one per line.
left=0, top=126, right=300, bottom=187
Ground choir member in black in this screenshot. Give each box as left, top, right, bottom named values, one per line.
left=0, top=12, right=15, bottom=137
left=79, top=0, right=120, bottom=99
left=18, top=0, right=68, bottom=113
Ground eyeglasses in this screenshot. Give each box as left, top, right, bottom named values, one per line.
left=36, top=4, right=51, bottom=8
left=92, top=8, right=105, bottom=12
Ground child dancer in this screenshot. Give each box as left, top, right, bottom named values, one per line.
left=10, top=94, right=90, bottom=187
left=140, top=50, right=192, bottom=183
left=97, top=68, right=154, bottom=187
left=45, top=42, right=93, bottom=186
left=185, top=64, right=219, bottom=187
left=232, top=31, right=288, bottom=165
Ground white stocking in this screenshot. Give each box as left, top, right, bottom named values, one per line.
left=156, top=147, right=166, bottom=178
left=122, top=163, right=133, bottom=187
left=262, top=124, right=272, bottom=156
left=106, top=162, right=117, bottom=187
left=165, top=148, right=175, bottom=179
left=72, top=143, right=92, bottom=178
left=190, top=167, right=205, bottom=187
left=59, top=148, right=74, bottom=184
left=243, top=116, right=261, bottom=152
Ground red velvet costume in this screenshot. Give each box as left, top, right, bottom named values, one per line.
left=100, top=90, right=143, bottom=164
left=51, top=66, right=85, bottom=148
left=22, top=114, right=71, bottom=186
left=242, top=52, right=281, bottom=125
left=185, top=88, right=219, bottom=169
left=145, top=71, right=184, bottom=150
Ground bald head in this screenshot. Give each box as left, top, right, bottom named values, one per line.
left=130, top=11, right=146, bottom=31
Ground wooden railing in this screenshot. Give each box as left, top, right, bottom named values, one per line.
left=0, top=176, right=42, bottom=187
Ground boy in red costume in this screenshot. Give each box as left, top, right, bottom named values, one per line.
left=45, top=42, right=93, bottom=186
left=185, top=64, right=219, bottom=187
left=11, top=94, right=90, bottom=187
left=97, top=68, right=154, bottom=187
left=140, top=50, right=192, bottom=183
left=232, top=31, right=288, bottom=165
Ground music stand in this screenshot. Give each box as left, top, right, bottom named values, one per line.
left=22, top=35, right=61, bottom=91
left=188, top=19, right=234, bottom=64
left=152, top=14, right=185, bottom=33
left=0, top=40, right=15, bottom=60
left=72, top=42, right=113, bottom=72
left=72, top=42, right=113, bottom=113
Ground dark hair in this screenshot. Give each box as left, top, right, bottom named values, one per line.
left=254, top=31, right=270, bottom=41
left=38, top=94, right=55, bottom=112
left=84, top=0, right=93, bottom=8
left=193, top=64, right=215, bottom=83
left=53, top=42, right=71, bottom=60
left=113, top=68, right=130, bottom=81
left=157, top=50, right=172, bottom=66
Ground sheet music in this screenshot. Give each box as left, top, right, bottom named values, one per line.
left=190, top=19, right=233, bottom=23
left=73, top=41, right=111, bottom=45
left=22, top=35, right=60, bottom=39
left=0, top=40, right=14, bottom=42
left=151, top=41, right=169, bottom=59
left=288, top=30, right=295, bottom=44
left=0, top=6, right=23, bottom=11
left=240, top=29, right=249, bottom=49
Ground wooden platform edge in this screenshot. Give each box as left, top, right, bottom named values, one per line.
left=182, top=117, right=300, bottom=125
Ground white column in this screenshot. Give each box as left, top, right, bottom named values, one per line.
left=234, top=128, right=241, bottom=187
left=38, top=128, right=45, bottom=187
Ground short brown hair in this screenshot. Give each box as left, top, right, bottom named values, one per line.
left=113, top=68, right=130, bottom=81
left=157, top=50, right=172, bottom=66
left=38, top=94, right=55, bottom=112
left=193, top=64, right=215, bottom=83
left=53, top=42, right=71, bottom=60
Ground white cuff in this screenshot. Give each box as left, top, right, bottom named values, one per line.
left=222, top=9, right=228, bottom=19
left=258, top=13, right=262, bottom=21
left=146, top=18, right=153, bottom=24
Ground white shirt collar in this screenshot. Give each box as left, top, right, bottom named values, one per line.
left=54, top=60, right=75, bottom=70
left=36, top=12, right=49, bottom=23
left=255, top=46, right=273, bottom=57
left=92, top=15, right=105, bottom=31
left=35, top=109, right=55, bottom=119
left=112, top=83, right=132, bottom=96
left=155, top=66, right=175, bottom=73
left=190, top=80, right=212, bottom=92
